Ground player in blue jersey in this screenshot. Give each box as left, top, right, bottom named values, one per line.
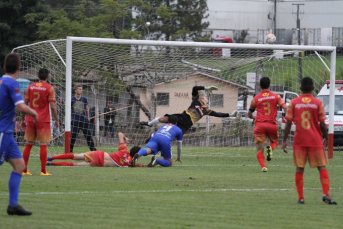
left=0, top=53, right=38, bottom=216
left=131, top=115, right=183, bottom=167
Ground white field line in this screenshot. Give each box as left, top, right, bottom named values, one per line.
left=0, top=187, right=341, bottom=196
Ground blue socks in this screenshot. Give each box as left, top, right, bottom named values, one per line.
left=138, top=148, right=148, bottom=157
left=156, top=159, right=171, bottom=167
left=8, top=171, right=22, bottom=207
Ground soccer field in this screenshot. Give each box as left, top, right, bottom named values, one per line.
left=1, top=146, right=342, bottom=229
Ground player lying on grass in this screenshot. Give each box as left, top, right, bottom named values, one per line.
left=47, top=132, right=154, bottom=167
left=248, top=77, right=287, bottom=172
left=283, top=77, right=337, bottom=205
left=140, top=85, right=237, bottom=136
left=131, top=115, right=183, bottom=167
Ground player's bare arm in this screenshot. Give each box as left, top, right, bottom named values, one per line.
left=17, top=103, right=38, bottom=124
left=175, top=141, right=183, bottom=163
left=282, top=120, right=292, bottom=153
left=50, top=101, right=59, bottom=130
left=118, top=132, right=129, bottom=144
left=86, top=104, right=90, bottom=120
left=319, top=121, right=328, bottom=147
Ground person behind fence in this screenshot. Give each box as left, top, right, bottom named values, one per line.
left=70, top=84, right=96, bottom=153
left=103, top=101, right=116, bottom=138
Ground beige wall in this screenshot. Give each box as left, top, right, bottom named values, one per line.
left=140, top=74, right=240, bottom=124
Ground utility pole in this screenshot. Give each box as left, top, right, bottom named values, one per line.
left=274, top=0, right=277, bottom=35
left=293, top=3, right=304, bottom=84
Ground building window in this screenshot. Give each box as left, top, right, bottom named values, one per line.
left=157, top=93, right=169, bottom=106
left=211, top=94, right=224, bottom=107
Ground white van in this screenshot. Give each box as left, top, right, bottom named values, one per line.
left=317, top=80, right=343, bottom=146
left=280, top=91, right=299, bottom=131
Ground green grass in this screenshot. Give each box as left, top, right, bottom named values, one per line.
left=1, top=147, right=342, bottom=229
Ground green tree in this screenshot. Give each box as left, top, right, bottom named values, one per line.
left=133, top=0, right=210, bottom=41
left=0, top=0, right=49, bottom=73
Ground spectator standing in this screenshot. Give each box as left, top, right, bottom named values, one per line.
left=104, top=101, right=116, bottom=138
left=70, top=85, right=96, bottom=153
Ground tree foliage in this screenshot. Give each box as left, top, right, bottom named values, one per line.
left=0, top=0, right=49, bottom=72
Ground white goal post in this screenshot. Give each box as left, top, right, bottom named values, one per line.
left=12, top=37, right=336, bottom=157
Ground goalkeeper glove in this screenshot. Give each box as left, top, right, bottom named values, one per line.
left=204, top=85, right=218, bottom=93
left=230, top=110, right=238, bottom=117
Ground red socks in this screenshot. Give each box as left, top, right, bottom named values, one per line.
left=52, top=154, right=75, bottom=160
left=320, top=169, right=330, bottom=196
left=270, top=141, right=279, bottom=150
left=51, top=162, right=74, bottom=166
left=40, top=145, right=48, bottom=173
left=256, top=152, right=266, bottom=168
left=295, top=172, right=304, bottom=200
left=23, top=144, right=33, bottom=173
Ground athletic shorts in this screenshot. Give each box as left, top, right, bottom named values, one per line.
left=24, top=122, right=51, bottom=142
left=293, top=146, right=328, bottom=168
left=146, top=134, right=172, bottom=159
left=165, top=113, right=191, bottom=134
left=253, top=122, right=278, bottom=144
left=0, top=132, right=22, bottom=165
left=84, top=151, right=105, bottom=167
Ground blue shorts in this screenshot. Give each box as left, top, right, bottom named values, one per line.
left=146, top=134, right=172, bottom=159
left=0, top=132, right=22, bottom=165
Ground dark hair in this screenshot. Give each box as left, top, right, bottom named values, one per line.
left=4, top=53, right=21, bottom=74
left=260, top=77, right=270, bottom=89
left=168, top=115, right=178, bottom=125
left=301, top=77, right=314, bottom=93
left=74, top=84, right=82, bottom=91
left=38, top=68, right=49, bottom=80
left=130, top=146, right=141, bottom=157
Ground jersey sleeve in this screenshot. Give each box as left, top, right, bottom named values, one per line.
left=177, top=128, right=183, bottom=141
left=318, top=102, right=326, bottom=122
left=285, top=101, right=294, bottom=121
left=249, top=98, right=256, bottom=109
left=48, top=86, right=56, bottom=102
left=11, top=81, right=24, bottom=105
left=118, top=142, right=128, bottom=152
left=277, top=95, right=286, bottom=107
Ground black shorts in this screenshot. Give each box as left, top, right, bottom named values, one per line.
left=164, top=113, right=192, bottom=134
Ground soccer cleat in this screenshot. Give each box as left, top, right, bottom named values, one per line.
left=130, top=153, right=139, bottom=167
left=266, top=146, right=273, bottom=161
left=139, top=121, right=152, bottom=127
left=46, top=161, right=52, bottom=166
left=7, top=205, right=32, bottom=216
left=323, top=195, right=337, bottom=205
left=47, top=156, right=53, bottom=161
left=262, top=167, right=268, bottom=172
left=298, top=199, right=305, bottom=204
left=148, top=156, right=157, bottom=167
left=40, top=172, right=52, bottom=176
left=22, top=171, right=32, bottom=176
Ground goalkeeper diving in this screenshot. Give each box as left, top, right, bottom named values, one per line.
left=140, top=85, right=237, bottom=135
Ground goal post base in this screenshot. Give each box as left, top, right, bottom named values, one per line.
left=328, top=133, right=334, bottom=159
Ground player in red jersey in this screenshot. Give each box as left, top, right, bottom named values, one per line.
left=248, top=77, right=287, bottom=172
left=21, top=68, right=59, bottom=176
left=46, top=132, right=152, bottom=167
left=283, top=77, right=337, bottom=205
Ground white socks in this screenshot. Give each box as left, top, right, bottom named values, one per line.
left=148, top=117, right=160, bottom=126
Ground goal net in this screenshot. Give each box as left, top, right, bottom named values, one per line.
left=12, top=38, right=336, bottom=157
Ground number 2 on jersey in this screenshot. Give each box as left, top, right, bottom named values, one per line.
left=32, top=92, right=40, bottom=107
left=301, top=111, right=311, bottom=130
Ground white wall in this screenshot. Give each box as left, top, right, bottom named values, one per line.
left=205, top=0, right=343, bottom=44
